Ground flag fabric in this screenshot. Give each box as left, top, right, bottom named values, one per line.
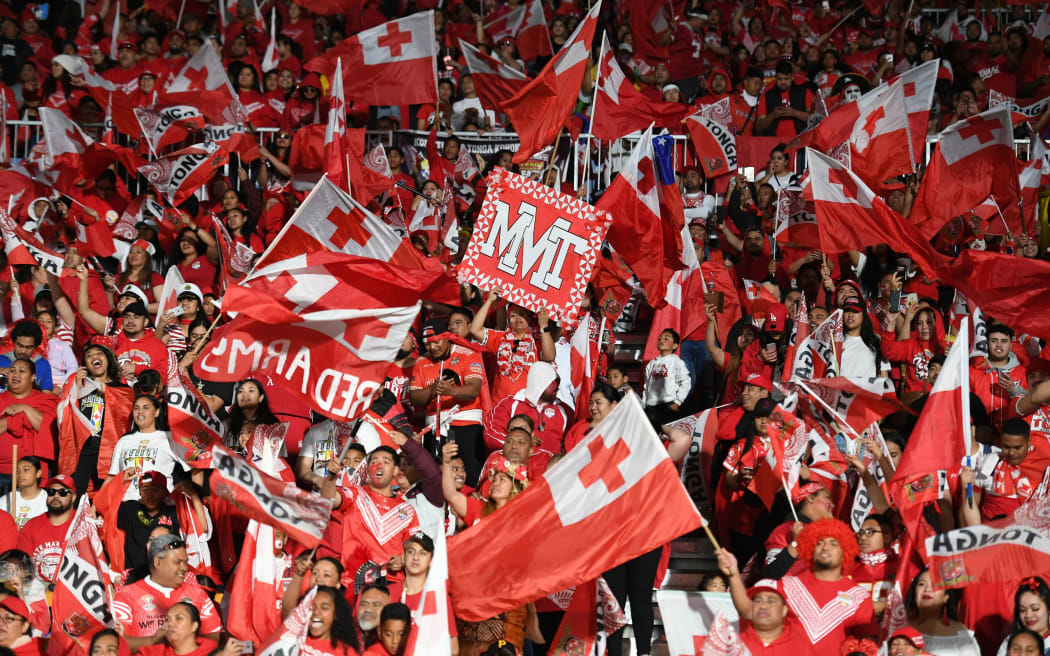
left=774, top=185, right=820, bottom=250
left=909, top=108, right=1020, bottom=241
left=591, top=35, right=692, bottom=141
left=261, top=9, right=278, bottom=72
left=133, top=105, right=205, bottom=154
left=483, top=4, right=524, bottom=42
left=256, top=586, right=316, bottom=656
left=656, top=590, right=739, bottom=655
left=140, top=141, right=229, bottom=206
left=927, top=471, right=1050, bottom=589
left=596, top=125, right=685, bottom=306
left=447, top=391, right=702, bottom=622
left=765, top=402, right=809, bottom=497
left=39, top=108, right=95, bottom=190
left=213, top=218, right=256, bottom=288
left=202, top=123, right=260, bottom=162
left=936, top=249, right=1050, bottom=343
left=209, top=446, right=332, bottom=548
left=460, top=39, right=529, bottom=113
left=685, top=112, right=738, bottom=179
left=629, top=0, right=684, bottom=62
left=788, top=309, right=843, bottom=381
left=514, top=0, right=553, bottom=60
left=781, top=293, right=809, bottom=383
left=346, top=128, right=394, bottom=204
left=403, top=526, right=452, bottom=656
left=569, top=313, right=601, bottom=421
left=165, top=41, right=246, bottom=124
left=740, top=279, right=779, bottom=317
left=305, top=12, right=438, bottom=107
left=667, top=407, right=720, bottom=513
left=800, top=377, right=912, bottom=437
left=897, top=59, right=940, bottom=168
left=806, top=148, right=940, bottom=277
left=701, top=611, right=750, bottom=656
left=890, top=318, right=971, bottom=510
left=49, top=496, right=115, bottom=656
left=504, top=1, right=601, bottom=163
left=323, top=58, right=350, bottom=192
left=227, top=521, right=286, bottom=643
left=546, top=581, right=597, bottom=656
left=456, top=167, right=612, bottom=327
left=165, top=353, right=225, bottom=469
left=155, top=266, right=185, bottom=325
left=252, top=176, right=421, bottom=273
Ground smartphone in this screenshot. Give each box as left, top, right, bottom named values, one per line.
left=887, top=54, right=894, bottom=64
left=889, top=290, right=902, bottom=313
left=744, top=166, right=755, bottom=182
left=822, top=0, right=830, bottom=10
left=169, top=305, right=186, bottom=317
left=705, top=291, right=725, bottom=312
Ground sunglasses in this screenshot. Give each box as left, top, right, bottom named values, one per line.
left=161, top=538, right=186, bottom=551
left=277, top=133, right=292, bottom=139
left=46, top=488, right=73, bottom=497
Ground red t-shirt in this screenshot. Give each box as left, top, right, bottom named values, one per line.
left=738, top=621, right=817, bottom=655
left=404, top=590, right=458, bottom=637
left=335, top=487, right=419, bottom=580
left=115, top=330, right=168, bottom=375
left=409, top=347, right=485, bottom=424
left=482, top=329, right=541, bottom=401
left=140, top=638, right=217, bottom=656
left=778, top=571, right=874, bottom=652
left=301, top=637, right=358, bottom=656
left=112, top=576, right=222, bottom=637
left=177, top=256, right=217, bottom=292
left=16, top=514, right=73, bottom=582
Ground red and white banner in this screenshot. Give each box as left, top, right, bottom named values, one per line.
left=460, top=40, right=529, bottom=113
left=257, top=586, right=316, bottom=656
left=209, top=445, right=332, bottom=548
left=306, top=12, right=438, bottom=107
left=789, top=309, right=842, bottom=381
left=989, top=89, right=1049, bottom=121
left=202, top=123, right=259, bottom=162
left=774, top=185, right=819, bottom=249
left=166, top=354, right=225, bottom=468
left=898, top=59, right=939, bottom=168
left=799, top=376, right=910, bottom=437
left=685, top=112, right=737, bottom=179
left=227, top=521, right=286, bottom=643
left=456, top=167, right=612, bottom=326
left=667, top=407, right=720, bottom=514
left=403, top=527, right=452, bottom=656
left=165, top=41, right=246, bottom=124
left=0, top=209, right=64, bottom=274
left=213, top=218, right=255, bottom=288
left=447, top=392, right=702, bottom=622
left=49, top=496, right=115, bottom=656
left=133, top=105, right=205, bottom=153
left=546, top=581, right=597, bottom=655
left=741, top=279, right=779, bottom=318
left=140, top=141, right=229, bottom=206
left=928, top=471, right=1050, bottom=589
left=591, top=35, right=692, bottom=141
left=656, top=590, right=738, bottom=656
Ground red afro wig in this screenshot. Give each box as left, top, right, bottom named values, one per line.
left=839, top=637, right=878, bottom=656
left=796, top=517, right=859, bottom=575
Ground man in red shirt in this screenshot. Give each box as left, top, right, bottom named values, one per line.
left=973, top=31, right=1017, bottom=97
left=960, top=418, right=1039, bottom=523
left=408, top=318, right=485, bottom=485
left=112, top=533, right=222, bottom=650
left=737, top=579, right=817, bottom=655
left=717, top=518, right=874, bottom=652
left=669, top=11, right=707, bottom=83
left=16, top=475, right=76, bottom=584
left=102, top=40, right=143, bottom=94
left=969, top=323, right=1027, bottom=435
left=755, top=61, right=813, bottom=138
left=114, top=301, right=167, bottom=380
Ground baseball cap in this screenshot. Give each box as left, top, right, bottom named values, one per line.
left=765, top=303, right=788, bottom=332
left=746, top=578, right=782, bottom=599
left=117, top=39, right=137, bottom=50
left=45, top=474, right=75, bottom=489
left=0, top=597, right=29, bottom=620
left=140, top=470, right=169, bottom=494
left=422, top=318, right=448, bottom=340
left=889, top=627, right=925, bottom=649
left=131, top=239, right=156, bottom=256
left=177, top=283, right=204, bottom=305
left=120, top=284, right=149, bottom=306
left=122, top=301, right=149, bottom=317
left=744, top=373, right=773, bottom=393
left=792, top=481, right=827, bottom=504
left=841, top=298, right=866, bottom=314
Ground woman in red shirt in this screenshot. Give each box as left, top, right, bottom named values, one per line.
left=169, top=228, right=218, bottom=292
left=470, top=288, right=557, bottom=402
left=562, top=383, right=620, bottom=454
left=306, top=586, right=360, bottom=656
left=0, top=358, right=58, bottom=479
left=139, top=602, right=245, bottom=656
left=234, top=64, right=280, bottom=129
left=0, top=597, right=44, bottom=656
left=442, top=441, right=526, bottom=529
left=223, top=207, right=265, bottom=255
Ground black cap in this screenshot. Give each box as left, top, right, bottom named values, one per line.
left=422, top=318, right=448, bottom=340
left=122, top=301, right=149, bottom=317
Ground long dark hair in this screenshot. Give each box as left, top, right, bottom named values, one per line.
left=851, top=308, right=888, bottom=372
left=1012, top=577, right=1050, bottom=634
left=315, top=586, right=359, bottom=651
left=227, top=379, right=279, bottom=443
left=129, top=393, right=168, bottom=432
left=82, top=344, right=122, bottom=385
left=905, top=568, right=962, bottom=621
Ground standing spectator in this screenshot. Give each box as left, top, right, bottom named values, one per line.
left=755, top=61, right=814, bottom=138
left=0, top=321, right=53, bottom=391
left=0, top=457, right=45, bottom=529
left=470, top=288, right=557, bottom=402
left=736, top=579, right=818, bottom=654
left=16, top=475, right=76, bottom=584
left=643, top=328, right=691, bottom=428
left=106, top=395, right=183, bottom=502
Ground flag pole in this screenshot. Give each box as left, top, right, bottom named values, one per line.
left=9, top=444, right=15, bottom=512
left=796, top=380, right=864, bottom=442
left=176, top=0, right=188, bottom=28
left=584, top=37, right=604, bottom=195
left=545, top=130, right=564, bottom=188
left=781, top=474, right=801, bottom=522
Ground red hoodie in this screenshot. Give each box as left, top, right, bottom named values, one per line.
left=880, top=310, right=946, bottom=395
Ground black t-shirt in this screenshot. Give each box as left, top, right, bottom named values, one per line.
left=78, top=389, right=106, bottom=440
left=116, top=501, right=180, bottom=573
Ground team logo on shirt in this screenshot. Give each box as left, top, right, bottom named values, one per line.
left=397, top=508, right=408, bottom=521
left=141, top=595, right=156, bottom=611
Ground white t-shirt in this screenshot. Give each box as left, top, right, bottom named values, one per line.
left=299, top=420, right=356, bottom=477
left=107, top=430, right=185, bottom=501
left=840, top=334, right=890, bottom=381
left=451, top=97, right=497, bottom=130
left=0, top=489, right=47, bottom=528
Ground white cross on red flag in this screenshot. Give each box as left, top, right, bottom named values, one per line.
left=447, top=391, right=702, bottom=622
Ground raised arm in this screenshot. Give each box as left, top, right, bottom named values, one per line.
left=470, top=287, right=500, bottom=342
left=441, top=442, right=468, bottom=518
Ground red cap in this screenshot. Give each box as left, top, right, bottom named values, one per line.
left=117, top=39, right=137, bottom=50
left=45, top=474, right=75, bottom=490
left=21, top=5, right=41, bottom=22
left=744, top=373, right=773, bottom=393
left=0, top=597, right=29, bottom=620
left=889, top=627, right=925, bottom=649
left=746, top=578, right=782, bottom=599
left=140, top=470, right=169, bottom=493
left=791, top=481, right=826, bottom=504
left=765, top=303, right=788, bottom=332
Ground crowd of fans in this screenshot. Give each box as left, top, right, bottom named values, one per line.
left=0, top=0, right=1043, bottom=656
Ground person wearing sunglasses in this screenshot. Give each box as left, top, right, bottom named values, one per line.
left=15, top=475, right=76, bottom=586
left=112, top=534, right=223, bottom=653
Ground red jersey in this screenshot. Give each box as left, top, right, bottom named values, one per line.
left=778, top=571, right=874, bottom=652
left=482, top=329, right=542, bottom=401
left=335, top=486, right=419, bottom=580
left=112, top=576, right=222, bottom=637
left=483, top=395, right=571, bottom=455
left=16, top=514, right=72, bottom=582
left=102, top=64, right=142, bottom=94
left=739, top=621, right=817, bottom=655
left=115, top=331, right=168, bottom=375
left=301, top=637, right=358, bottom=656
left=177, top=256, right=217, bottom=292
left=409, top=346, right=485, bottom=425
left=969, top=358, right=1026, bottom=433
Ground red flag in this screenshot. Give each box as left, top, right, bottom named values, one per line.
left=597, top=125, right=685, bottom=306
left=936, top=249, right=1050, bottom=342
left=306, top=13, right=438, bottom=107
left=289, top=124, right=326, bottom=187
left=38, top=108, right=94, bottom=190
left=447, top=392, right=702, bottom=622
left=140, top=142, right=230, bottom=206
left=800, top=377, right=912, bottom=437
left=504, top=2, right=601, bottom=163
left=781, top=293, right=809, bottom=383
left=807, top=147, right=940, bottom=277
left=323, top=58, right=349, bottom=192
left=133, top=105, right=205, bottom=153
left=347, top=128, right=394, bottom=204
left=257, top=586, right=316, bottom=656
left=165, top=352, right=225, bottom=469
left=200, top=123, right=259, bottom=163
left=787, top=309, right=843, bottom=381
left=588, top=253, right=633, bottom=325
left=209, top=445, right=332, bottom=548
left=165, top=41, right=246, bottom=123
left=684, top=112, right=738, bottom=179
left=757, top=403, right=809, bottom=504
left=592, top=35, right=692, bottom=141
left=514, top=0, right=554, bottom=60
left=927, top=471, right=1050, bottom=589
left=459, top=40, right=529, bottom=113
left=740, top=279, right=779, bottom=317
left=92, top=475, right=133, bottom=572
left=773, top=185, right=820, bottom=250
left=227, top=521, right=286, bottom=643
left=909, top=108, right=1020, bottom=240
left=253, top=176, right=422, bottom=273
left=213, top=218, right=256, bottom=289
left=889, top=318, right=971, bottom=510
left=49, top=497, right=116, bottom=656
left=547, top=582, right=597, bottom=655
left=569, top=313, right=602, bottom=422
left=899, top=59, right=940, bottom=167
left=402, top=528, right=452, bottom=656
left=629, top=0, right=684, bottom=62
